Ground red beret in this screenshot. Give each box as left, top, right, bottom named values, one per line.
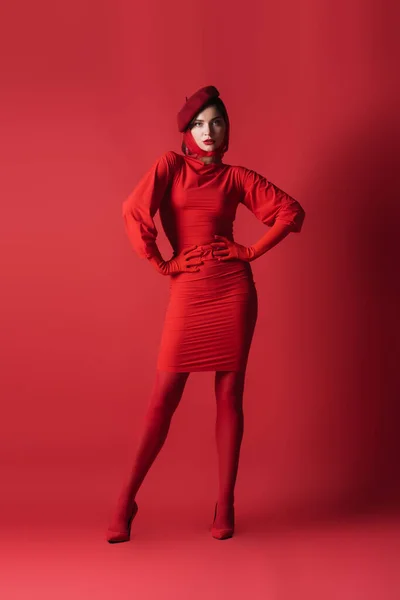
left=177, top=85, right=220, bottom=132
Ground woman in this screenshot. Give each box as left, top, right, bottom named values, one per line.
left=106, top=85, right=305, bottom=543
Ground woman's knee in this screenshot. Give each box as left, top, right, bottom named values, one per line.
left=215, top=370, right=246, bottom=398
left=215, top=371, right=245, bottom=411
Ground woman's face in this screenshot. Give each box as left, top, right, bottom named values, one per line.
left=189, top=105, right=226, bottom=151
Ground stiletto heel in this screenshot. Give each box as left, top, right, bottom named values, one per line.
left=106, top=500, right=138, bottom=543
left=210, top=501, right=235, bottom=539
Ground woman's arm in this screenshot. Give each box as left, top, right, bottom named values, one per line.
left=248, top=220, right=293, bottom=260
left=212, top=167, right=305, bottom=262
left=212, top=222, right=292, bottom=262
left=239, top=166, right=305, bottom=234
left=122, top=151, right=178, bottom=261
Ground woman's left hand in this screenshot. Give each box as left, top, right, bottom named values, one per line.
left=210, top=235, right=255, bottom=262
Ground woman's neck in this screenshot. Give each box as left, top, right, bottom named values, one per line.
left=197, top=155, right=221, bottom=164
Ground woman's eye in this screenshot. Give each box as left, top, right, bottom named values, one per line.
left=193, top=120, right=222, bottom=128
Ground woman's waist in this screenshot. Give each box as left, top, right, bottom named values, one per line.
left=169, top=254, right=255, bottom=286
left=176, top=240, right=234, bottom=262
left=194, top=243, right=217, bottom=262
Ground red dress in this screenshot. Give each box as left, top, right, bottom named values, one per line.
left=122, top=151, right=305, bottom=372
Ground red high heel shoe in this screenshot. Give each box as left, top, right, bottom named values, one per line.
left=106, top=499, right=138, bottom=543
left=210, top=502, right=235, bottom=540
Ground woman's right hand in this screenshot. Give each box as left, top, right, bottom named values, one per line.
left=150, top=245, right=204, bottom=276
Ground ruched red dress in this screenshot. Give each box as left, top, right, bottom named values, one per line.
left=122, top=151, right=305, bottom=372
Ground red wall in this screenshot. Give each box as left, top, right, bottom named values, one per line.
left=1, top=0, right=398, bottom=521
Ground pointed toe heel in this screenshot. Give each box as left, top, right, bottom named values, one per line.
left=106, top=500, right=138, bottom=544
left=211, top=526, right=234, bottom=540
left=210, top=502, right=235, bottom=540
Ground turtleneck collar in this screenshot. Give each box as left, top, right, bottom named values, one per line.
left=181, top=154, right=225, bottom=169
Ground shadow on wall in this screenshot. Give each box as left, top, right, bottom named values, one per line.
left=262, top=106, right=400, bottom=530
left=340, top=109, right=400, bottom=511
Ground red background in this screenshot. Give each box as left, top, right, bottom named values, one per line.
left=1, top=0, right=399, bottom=598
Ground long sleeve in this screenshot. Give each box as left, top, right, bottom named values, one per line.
left=239, top=167, right=305, bottom=233
left=122, top=151, right=179, bottom=259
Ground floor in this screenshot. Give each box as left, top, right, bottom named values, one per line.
left=2, top=500, right=400, bottom=600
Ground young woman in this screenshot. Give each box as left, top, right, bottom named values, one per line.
left=106, top=85, right=305, bottom=543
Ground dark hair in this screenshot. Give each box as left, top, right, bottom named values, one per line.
left=181, top=97, right=229, bottom=155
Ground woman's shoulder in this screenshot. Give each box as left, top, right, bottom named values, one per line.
left=158, top=150, right=184, bottom=169
left=228, top=163, right=268, bottom=187
left=229, top=163, right=257, bottom=176
left=224, top=163, right=255, bottom=187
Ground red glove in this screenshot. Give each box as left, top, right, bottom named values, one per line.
left=211, top=222, right=294, bottom=263
left=210, top=235, right=255, bottom=262
left=148, top=244, right=204, bottom=275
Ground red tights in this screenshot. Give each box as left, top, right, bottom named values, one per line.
left=113, top=369, right=246, bottom=529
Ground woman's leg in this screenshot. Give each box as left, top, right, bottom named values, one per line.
left=214, top=370, right=246, bottom=527
left=110, top=370, right=189, bottom=523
